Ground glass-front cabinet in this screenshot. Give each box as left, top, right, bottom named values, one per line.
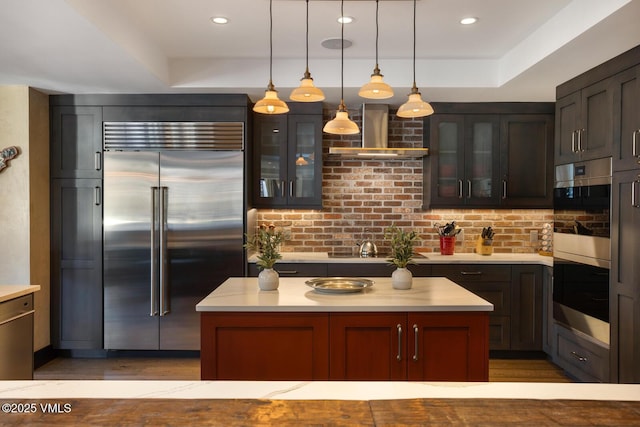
left=252, top=103, right=323, bottom=208
left=428, top=114, right=500, bottom=207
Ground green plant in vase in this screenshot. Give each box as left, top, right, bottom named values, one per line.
left=245, top=227, right=285, bottom=269
left=385, top=224, right=418, bottom=268
left=385, top=224, right=419, bottom=290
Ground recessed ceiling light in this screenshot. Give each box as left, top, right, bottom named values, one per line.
left=460, top=17, right=478, bottom=25
left=338, top=16, right=354, bottom=24
left=210, top=16, right=228, bottom=25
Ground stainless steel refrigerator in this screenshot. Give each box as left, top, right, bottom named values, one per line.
left=103, top=122, right=245, bottom=350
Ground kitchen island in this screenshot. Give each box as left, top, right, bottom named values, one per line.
left=196, top=277, right=493, bottom=382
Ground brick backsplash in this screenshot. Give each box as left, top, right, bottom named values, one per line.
left=256, top=107, right=553, bottom=254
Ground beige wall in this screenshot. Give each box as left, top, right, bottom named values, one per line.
left=0, top=86, right=50, bottom=351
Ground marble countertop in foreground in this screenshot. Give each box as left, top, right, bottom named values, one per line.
left=1, top=380, right=639, bottom=401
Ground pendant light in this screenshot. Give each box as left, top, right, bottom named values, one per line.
left=290, top=0, right=325, bottom=102
left=358, top=0, right=393, bottom=99
left=323, top=0, right=359, bottom=135
left=254, top=0, right=289, bottom=114
left=397, top=0, right=434, bottom=118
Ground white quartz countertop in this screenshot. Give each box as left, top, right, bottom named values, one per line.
left=249, top=252, right=553, bottom=266
left=0, top=285, right=40, bottom=303
left=1, top=380, right=639, bottom=402
left=196, top=277, right=493, bottom=312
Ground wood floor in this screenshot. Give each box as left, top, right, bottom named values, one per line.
left=34, top=356, right=573, bottom=382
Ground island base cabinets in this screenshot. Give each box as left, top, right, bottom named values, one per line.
left=329, top=312, right=489, bottom=382
left=200, top=312, right=329, bottom=380
left=329, top=313, right=407, bottom=381
left=407, top=312, right=489, bottom=382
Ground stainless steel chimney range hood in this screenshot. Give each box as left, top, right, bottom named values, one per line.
left=328, top=104, right=429, bottom=159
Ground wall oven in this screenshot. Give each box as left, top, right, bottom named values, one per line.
left=553, top=157, right=611, bottom=345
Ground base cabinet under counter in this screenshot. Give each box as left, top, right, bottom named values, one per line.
left=201, top=311, right=489, bottom=382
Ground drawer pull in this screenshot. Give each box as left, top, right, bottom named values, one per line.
left=276, top=270, right=298, bottom=275
left=460, top=271, right=482, bottom=276
left=397, top=324, right=402, bottom=361
left=570, top=351, right=588, bottom=362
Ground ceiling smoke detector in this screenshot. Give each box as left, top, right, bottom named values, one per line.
left=321, top=38, right=353, bottom=50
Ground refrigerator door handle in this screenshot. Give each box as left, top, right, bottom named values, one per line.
left=159, top=186, right=170, bottom=316
left=150, top=187, right=159, bottom=316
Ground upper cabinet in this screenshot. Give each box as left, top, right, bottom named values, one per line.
left=612, top=65, right=640, bottom=172
left=427, top=114, right=500, bottom=207
left=50, top=106, right=103, bottom=179
left=500, top=114, right=554, bottom=208
left=424, top=103, right=554, bottom=209
left=555, top=79, right=614, bottom=164
left=252, top=102, right=323, bottom=209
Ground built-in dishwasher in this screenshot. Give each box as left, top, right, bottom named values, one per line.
left=0, top=294, right=34, bottom=379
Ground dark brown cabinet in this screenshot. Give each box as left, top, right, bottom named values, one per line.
left=252, top=103, right=323, bottom=209
left=50, top=106, right=103, bottom=179
left=613, top=65, right=640, bottom=172
left=50, top=179, right=103, bottom=349
left=426, top=114, right=500, bottom=207
left=511, top=265, right=543, bottom=351
left=50, top=104, right=104, bottom=350
left=610, top=169, right=640, bottom=383
left=431, top=264, right=543, bottom=352
left=248, top=262, right=328, bottom=278
left=555, top=79, right=614, bottom=164
left=327, top=263, right=431, bottom=278
left=424, top=103, right=554, bottom=209
left=500, top=115, right=554, bottom=207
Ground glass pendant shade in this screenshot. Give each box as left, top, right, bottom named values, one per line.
left=253, top=84, right=290, bottom=114
left=323, top=103, right=359, bottom=135
left=290, top=72, right=325, bottom=102
left=359, top=70, right=393, bottom=99
left=397, top=90, right=434, bottom=118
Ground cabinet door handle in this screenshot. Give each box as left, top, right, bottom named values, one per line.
left=396, top=324, right=402, bottom=361
left=632, top=178, right=640, bottom=208
left=95, top=152, right=102, bottom=171
left=461, top=271, right=482, bottom=275
left=94, top=186, right=101, bottom=206
left=502, top=180, right=507, bottom=199
left=578, top=129, right=586, bottom=152
left=570, top=351, right=588, bottom=362
left=633, top=130, right=639, bottom=158
left=289, top=180, right=294, bottom=198
left=458, top=180, right=464, bottom=199
left=281, top=180, right=286, bottom=198
left=571, top=130, right=577, bottom=153
left=467, top=180, right=472, bottom=199
left=276, top=270, right=298, bottom=275
left=412, top=324, right=419, bottom=361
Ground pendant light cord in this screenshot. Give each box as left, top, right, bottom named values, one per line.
left=305, top=0, right=309, bottom=72
left=340, top=0, right=345, bottom=103
left=375, top=0, right=379, bottom=68
left=269, top=0, right=273, bottom=86
left=411, top=0, right=417, bottom=88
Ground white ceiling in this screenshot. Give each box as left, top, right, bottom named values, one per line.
left=2, top=0, right=640, bottom=108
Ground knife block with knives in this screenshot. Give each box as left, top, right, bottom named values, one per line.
left=476, top=227, right=495, bottom=255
